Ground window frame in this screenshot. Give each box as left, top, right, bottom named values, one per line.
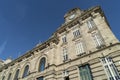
left=62, top=35, right=67, bottom=44
left=63, top=70, right=69, bottom=77
left=87, top=18, right=96, bottom=30
left=79, top=64, right=93, bottom=80
left=14, top=69, right=20, bottom=80
left=22, top=65, right=29, bottom=78
left=92, top=32, right=104, bottom=48
left=63, top=48, right=68, bottom=61
left=73, top=29, right=81, bottom=38
left=100, top=57, right=120, bottom=80
left=39, top=57, right=46, bottom=72
left=75, top=41, right=85, bottom=56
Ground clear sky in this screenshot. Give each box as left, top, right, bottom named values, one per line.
left=0, top=0, right=120, bottom=60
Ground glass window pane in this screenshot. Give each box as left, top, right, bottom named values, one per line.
left=76, top=42, right=85, bottom=55
left=63, top=48, right=68, bottom=61
left=62, top=35, right=67, bottom=43
left=92, top=33, right=104, bottom=48
left=73, top=30, right=80, bottom=38
left=14, top=69, right=19, bottom=80
left=22, top=65, right=29, bottom=78
left=39, top=58, right=46, bottom=72
left=79, top=65, right=92, bottom=80
left=100, top=57, right=120, bottom=80
left=87, top=18, right=96, bottom=29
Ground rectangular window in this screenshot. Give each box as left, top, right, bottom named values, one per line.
left=79, top=64, right=92, bottom=80
left=73, top=29, right=80, bottom=38
left=75, top=42, right=85, bottom=55
left=63, top=48, right=68, bottom=61
left=62, top=35, right=67, bottom=43
left=63, top=70, right=69, bottom=77
left=92, top=33, right=104, bottom=48
left=63, top=70, right=69, bottom=80
left=87, top=18, right=96, bottom=30
left=100, top=57, right=120, bottom=80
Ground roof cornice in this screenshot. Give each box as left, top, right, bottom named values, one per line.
left=0, top=35, right=59, bottom=71
left=55, top=6, right=104, bottom=34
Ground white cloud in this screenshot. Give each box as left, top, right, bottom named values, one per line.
left=0, top=41, right=7, bottom=55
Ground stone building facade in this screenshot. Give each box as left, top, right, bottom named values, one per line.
left=0, top=6, right=120, bottom=80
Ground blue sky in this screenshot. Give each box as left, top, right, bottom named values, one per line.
left=0, top=0, right=120, bottom=60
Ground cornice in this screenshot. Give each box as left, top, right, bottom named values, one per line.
left=56, top=42, right=120, bottom=67
left=0, top=36, right=59, bottom=72
left=55, top=6, right=104, bottom=35
left=1, top=42, right=120, bottom=72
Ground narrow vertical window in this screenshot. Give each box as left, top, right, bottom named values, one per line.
left=63, top=70, right=69, bottom=80
left=39, top=57, right=46, bottom=72
left=14, top=69, right=20, bottom=80
left=22, top=65, right=29, bottom=78
left=92, top=33, right=104, bottom=48
left=62, top=35, right=67, bottom=43
left=100, top=57, right=120, bottom=80
left=63, top=48, right=68, bottom=61
left=75, top=42, right=85, bottom=55
left=7, top=73, right=12, bottom=80
left=73, top=29, right=80, bottom=38
left=87, top=18, right=96, bottom=30
left=79, top=64, right=92, bottom=80
left=2, top=76, right=5, bottom=80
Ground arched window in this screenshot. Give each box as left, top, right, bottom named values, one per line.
left=2, top=76, right=5, bottom=80
left=39, top=57, right=46, bottom=72
left=7, top=73, right=12, bottom=80
left=22, top=65, right=29, bottom=78
left=14, top=69, right=20, bottom=80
